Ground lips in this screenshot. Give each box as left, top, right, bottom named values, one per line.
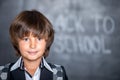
left=27, top=51, right=38, bottom=55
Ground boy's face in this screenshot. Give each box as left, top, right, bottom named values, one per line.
left=18, top=33, right=46, bottom=62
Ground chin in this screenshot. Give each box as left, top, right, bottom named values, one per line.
left=27, top=56, right=42, bottom=61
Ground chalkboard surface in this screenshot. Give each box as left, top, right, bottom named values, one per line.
left=0, top=0, right=120, bottom=80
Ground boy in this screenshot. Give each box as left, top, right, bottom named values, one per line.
left=0, top=10, right=68, bottom=80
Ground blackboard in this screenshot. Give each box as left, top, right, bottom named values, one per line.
left=0, top=0, right=120, bottom=80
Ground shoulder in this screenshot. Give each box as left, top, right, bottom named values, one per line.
left=0, top=63, right=11, bottom=72
left=49, top=63, right=68, bottom=80
left=48, top=63, right=64, bottom=73
left=0, top=63, right=13, bottom=80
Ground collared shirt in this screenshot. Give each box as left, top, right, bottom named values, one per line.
left=10, top=57, right=53, bottom=80
left=25, top=67, right=40, bottom=80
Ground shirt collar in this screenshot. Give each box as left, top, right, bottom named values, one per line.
left=10, top=56, right=53, bottom=72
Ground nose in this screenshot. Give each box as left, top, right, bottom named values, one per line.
left=30, top=38, right=36, bottom=49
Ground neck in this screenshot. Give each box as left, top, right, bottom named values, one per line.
left=23, top=58, right=42, bottom=76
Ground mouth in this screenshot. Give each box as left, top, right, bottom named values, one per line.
left=27, top=51, right=38, bottom=55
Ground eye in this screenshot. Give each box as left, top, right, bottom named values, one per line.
left=37, top=37, right=41, bottom=41
left=23, top=37, right=29, bottom=41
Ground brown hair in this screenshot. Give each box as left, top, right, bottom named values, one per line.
left=9, top=10, right=54, bottom=57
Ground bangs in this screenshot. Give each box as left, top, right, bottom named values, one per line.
left=16, top=25, right=48, bottom=40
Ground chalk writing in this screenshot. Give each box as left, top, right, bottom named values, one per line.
left=53, top=35, right=111, bottom=54
left=50, top=14, right=115, bottom=55
left=53, top=14, right=115, bottom=34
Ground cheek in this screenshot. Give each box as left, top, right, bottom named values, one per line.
left=39, top=41, right=46, bottom=50
left=18, top=42, right=28, bottom=52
